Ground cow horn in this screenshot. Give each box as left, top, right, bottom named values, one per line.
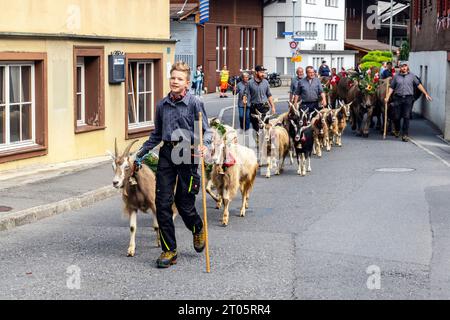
left=122, top=139, right=139, bottom=158
left=114, top=138, right=118, bottom=158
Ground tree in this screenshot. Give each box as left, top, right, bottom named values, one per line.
left=399, top=41, right=410, bottom=61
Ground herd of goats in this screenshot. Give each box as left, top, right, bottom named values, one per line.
left=109, top=71, right=393, bottom=257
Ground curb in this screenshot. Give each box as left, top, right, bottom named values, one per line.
left=0, top=185, right=119, bottom=232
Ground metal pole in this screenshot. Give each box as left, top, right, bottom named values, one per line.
left=389, top=0, right=394, bottom=52
left=292, top=1, right=295, bottom=39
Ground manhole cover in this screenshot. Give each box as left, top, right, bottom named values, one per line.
left=375, top=168, right=416, bottom=173
left=0, top=206, right=13, bottom=212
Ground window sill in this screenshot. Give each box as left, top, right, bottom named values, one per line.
left=127, top=126, right=155, bottom=140
left=0, top=145, right=47, bottom=164
left=75, top=125, right=106, bottom=134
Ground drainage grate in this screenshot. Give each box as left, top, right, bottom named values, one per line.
left=375, top=168, right=416, bottom=173
left=0, top=206, right=13, bottom=212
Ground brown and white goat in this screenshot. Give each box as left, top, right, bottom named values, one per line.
left=335, top=101, right=352, bottom=147
left=311, top=111, right=330, bottom=157
left=209, top=136, right=258, bottom=226
left=321, top=108, right=339, bottom=148
left=206, top=118, right=238, bottom=209
left=253, top=114, right=290, bottom=178
left=109, top=139, right=175, bottom=257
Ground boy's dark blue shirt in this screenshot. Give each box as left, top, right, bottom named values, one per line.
left=137, top=92, right=211, bottom=158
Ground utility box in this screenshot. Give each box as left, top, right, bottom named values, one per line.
left=108, top=53, right=125, bottom=84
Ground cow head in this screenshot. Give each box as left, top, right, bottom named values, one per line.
left=108, top=139, right=139, bottom=189
left=362, top=92, right=377, bottom=111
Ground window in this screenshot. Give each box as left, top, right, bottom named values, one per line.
left=276, top=57, right=285, bottom=75
left=127, top=61, right=154, bottom=129
left=240, top=28, right=244, bottom=71
left=73, top=47, right=105, bottom=133
left=76, top=58, right=85, bottom=127
left=246, top=28, right=250, bottom=71
left=277, top=21, right=286, bottom=38
left=325, top=0, right=338, bottom=7
left=252, top=29, right=257, bottom=70
left=216, top=27, right=221, bottom=71
left=312, top=57, right=324, bottom=70
left=223, top=27, right=228, bottom=67
left=0, top=52, right=47, bottom=163
left=239, top=28, right=257, bottom=71
left=306, top=0, right=316, bottom=4
left=125, top=53, right=163, bottom=139
left=305, top=22, right=316, bottom=39
left=216, top=27, right=228, bottom=71
left=286, top=57, right=295, bottom=76
left=0, top=63, right=34, bottom=150
left=336, top=57, right=344, bottom=70
left=325, top=24, right=337, bottom=40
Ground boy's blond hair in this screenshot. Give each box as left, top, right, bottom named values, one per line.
left=170, top=61, right=191, bottom=80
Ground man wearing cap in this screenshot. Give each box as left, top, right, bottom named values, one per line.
left=248, top=65, right=276, bottom=131
left=293, top=66, right=327, bottom=113
left=385, top=62, right=432, bottom=142
left=290, top=67, right=304, bottom=103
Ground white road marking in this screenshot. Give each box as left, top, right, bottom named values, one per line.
left=409, top=137, right=450, bottom=169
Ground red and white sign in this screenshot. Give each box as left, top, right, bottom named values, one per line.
left=289, top=41, right=298, bottom=49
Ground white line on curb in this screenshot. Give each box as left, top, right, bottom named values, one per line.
left=410, top=137, right=450, bottom=169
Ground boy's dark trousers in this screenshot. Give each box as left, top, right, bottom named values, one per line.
left=156, top=142, right=203, bottom=252
left=392, top=95, right=414, bottom=135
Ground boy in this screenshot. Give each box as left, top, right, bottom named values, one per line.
left=135, top=61, right=210, bottom=268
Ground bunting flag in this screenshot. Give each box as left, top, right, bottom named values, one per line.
left=199, top=0, right=209, bottom=25
left=437, top=0, right=443, bottom=32
left=413, top=0, right=421, bottom=34
left=446, top=0, right=450, bottom=29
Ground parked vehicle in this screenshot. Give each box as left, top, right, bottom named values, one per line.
left=268, top=72, right=282, bottom=87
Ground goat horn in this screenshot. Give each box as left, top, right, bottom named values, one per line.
left=114, top=138, right=118, bottom=158
left=122, top=139, right=139, bottom=158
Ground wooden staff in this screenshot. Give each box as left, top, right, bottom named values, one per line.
left=198, top=112, right=211, bottom=273
left=383, top=79, right=390, bottom=140
left=243, top=95, right=248, bottom=147
left=232, top=79, right=237, bottom=129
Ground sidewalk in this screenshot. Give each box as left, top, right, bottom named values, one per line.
left=1, top=114, right=450, bottom=232
left=0, top=159, right=118, bottom=231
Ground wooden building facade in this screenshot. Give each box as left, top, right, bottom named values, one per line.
left=197, top=0, right=264, bottom=93
left=409, top=0, right=450, bottom=140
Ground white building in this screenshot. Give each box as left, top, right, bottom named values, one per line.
left=264, top=0, right=356, bottom=76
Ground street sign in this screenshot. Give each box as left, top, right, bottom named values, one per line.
left=289, top=41, right=298, bottom=49
left=291, top=56, right=302, bottom=63
left=295, top=31, right=318, bottom=38
left=293, top=38, right=304, bottom=42
left=282, top=31, right=294, bottom=36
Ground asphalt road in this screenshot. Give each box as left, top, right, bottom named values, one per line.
left=1, top=90, right=450, bottom=299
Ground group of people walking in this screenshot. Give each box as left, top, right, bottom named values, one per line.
left=128, top=56, right=433, bottom=269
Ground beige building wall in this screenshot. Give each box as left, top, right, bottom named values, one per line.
left=0, top=0, right=170, bottom=40
left=0, top=1, right=174, bottom=171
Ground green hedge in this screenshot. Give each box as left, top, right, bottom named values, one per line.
left=360, top=50, right=393, bottom=71
left=361, top=50, right=392, bottom=64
